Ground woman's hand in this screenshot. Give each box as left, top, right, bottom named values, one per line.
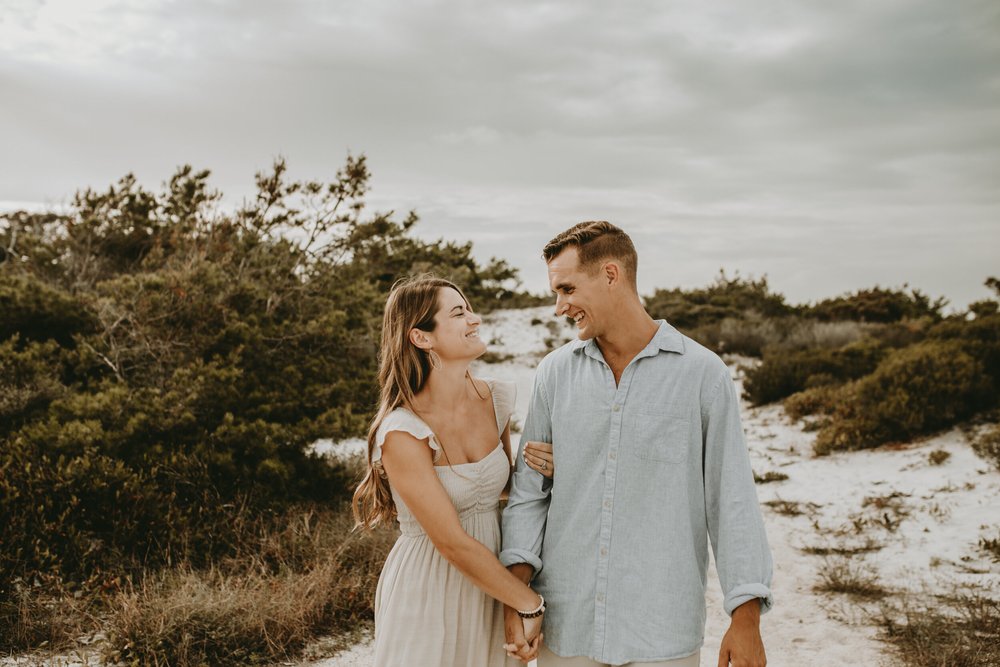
left=523, top=441, right=554, bottom=478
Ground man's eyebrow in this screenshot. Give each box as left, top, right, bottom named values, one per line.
left=552, top=282, right=574, bottom=293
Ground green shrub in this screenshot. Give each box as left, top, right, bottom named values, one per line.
left=0, top=336, right=68, bottom=438
left=807, top=286, right=946, bottom=323
left=783, top=383, right=844, bottom=421
left=743, top=339, right=885, bottom=405
left=814, top=340, right=992, bottom=454
left=927, top=312, right=1000, bottom=395
left=972, top=424, right=1000, bottom=471
left=0, top=155, right=533, bottom=630
left=0, top=273, right=96, bottom=346
left=644, top=271, right=797, bottom=331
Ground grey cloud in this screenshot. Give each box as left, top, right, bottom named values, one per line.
left=1, top=0, right=998, bottom=308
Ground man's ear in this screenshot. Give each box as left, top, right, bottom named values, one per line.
left=603, top=261, right=621, bottom=287
left=409, top=328, right=432, bottom=350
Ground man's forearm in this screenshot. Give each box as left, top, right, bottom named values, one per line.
left=508, top=562, right=534, bottom=585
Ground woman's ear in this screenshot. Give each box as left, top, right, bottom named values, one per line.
left=409, top=328, right=432, bottom=350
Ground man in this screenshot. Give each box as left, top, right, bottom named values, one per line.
left=500, top=221, right=772, bottom=667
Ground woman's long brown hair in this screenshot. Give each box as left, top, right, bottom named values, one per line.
left=351, top=275, right=473, bottom=529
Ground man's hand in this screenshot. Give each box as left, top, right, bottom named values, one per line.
left=718, top=600, right=766, bottom=667
left=522, top=612, right=543, bottom=659
left=503, top=606, right=542, bottom=663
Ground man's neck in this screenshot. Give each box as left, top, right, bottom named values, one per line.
left=595, top=305, right=659, bottom=369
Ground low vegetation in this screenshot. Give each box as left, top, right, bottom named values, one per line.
left=0, top=157, right=527, bottom=657
left=973, top=423, right=1000, bottom=471
left=814, top=557, right=887, bottom=600
left=878, top=591, right=1000, bottom=667
left=753, top=470, right=789, bottom=484
left=927, top=449, right=951, bottom=466
left=105, top=501, right=395, bottom=667
left=3, top=161, right=998, bottom=662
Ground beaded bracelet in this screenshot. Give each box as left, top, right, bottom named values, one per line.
left=517, top=594, right=545, bottom=619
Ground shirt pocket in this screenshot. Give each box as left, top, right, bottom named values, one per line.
left=627, top=404, right=691, bottom=464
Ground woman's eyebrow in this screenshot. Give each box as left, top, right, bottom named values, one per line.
left=450, top=305, right=464, bottom=313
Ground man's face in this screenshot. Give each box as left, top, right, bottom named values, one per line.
left=547, top=246, right=611, bottom=341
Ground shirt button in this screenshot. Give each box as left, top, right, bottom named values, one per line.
left=596, top=593, right=605, bottom=602
left=604, top=499, right=612, bottom=509
left=612, top=405, right=621, bottom=412
left=609, top=452, right=616, bottom=460
left=600, top=547, right=608, bottom=556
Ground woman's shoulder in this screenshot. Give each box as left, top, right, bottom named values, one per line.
left=476, top=375, right=515, bottom=400
left=477, top=376, right=516, bottom=426
left=373, top=408, right=441, bottom=467
left=378, top=407, right=434, bottom=442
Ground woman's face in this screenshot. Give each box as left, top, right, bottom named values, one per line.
left=426, top=287, right=486, bottom=362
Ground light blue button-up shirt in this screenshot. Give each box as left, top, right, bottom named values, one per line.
left=500, top=320, right=773, bottom=665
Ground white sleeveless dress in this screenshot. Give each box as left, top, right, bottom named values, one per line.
left=371, top=378, right=519, bottom=667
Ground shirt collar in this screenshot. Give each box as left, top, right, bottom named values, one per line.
left=571, top=320, right=685, bottom=359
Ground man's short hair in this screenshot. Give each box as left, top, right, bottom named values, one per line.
left=543, top=221, right=638, bottom=289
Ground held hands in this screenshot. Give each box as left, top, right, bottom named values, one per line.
left=523, top=441, right=554, bottom=478
left=503, top=605, right=543, bottom=663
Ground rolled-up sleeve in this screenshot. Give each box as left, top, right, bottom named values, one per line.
left=500, top=368, right=553, bottom=574
left=703, top=369, right=774, bottom=616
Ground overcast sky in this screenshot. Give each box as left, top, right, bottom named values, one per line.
left=2, top=0, right=998, bottom=308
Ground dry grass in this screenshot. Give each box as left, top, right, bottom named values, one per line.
left=103, top=503, right=396, bottom=667
left=800, top=537, right=883, bottom=557
left=814, top=557, right=887, bottom=600
left=0, top=583, right=102, bottom=654
left=878, top=591, right=1000, bottom=667
left=927, top=449, right=951, bottom=466
left=753, top=470, right=789, bottom=484
left=972, top=423, right=1000, bottom=471
left=980, top=530, right=1000, bottom=562
left=763, top=498, right=808, bottom=516
left=781, top=320, right=873, bottom=351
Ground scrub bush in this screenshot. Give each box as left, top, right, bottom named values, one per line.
left=0, top=155, right=532, bottom=651
left=743, top=339, right=886, bottom=405
left=813, top=340, right=992, bottom=455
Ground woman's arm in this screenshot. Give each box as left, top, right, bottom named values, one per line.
left=380, top=430, right=542, bottom=613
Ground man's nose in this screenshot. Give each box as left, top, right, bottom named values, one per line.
left=554, top=294, right=568, bottom=316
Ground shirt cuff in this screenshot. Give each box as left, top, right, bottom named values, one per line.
left=499, top=548, right=543, bottom=574
left=724, top=583, right=774, bottom=617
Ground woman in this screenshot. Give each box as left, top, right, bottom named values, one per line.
left=352, top=276, right=554, bottom=666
